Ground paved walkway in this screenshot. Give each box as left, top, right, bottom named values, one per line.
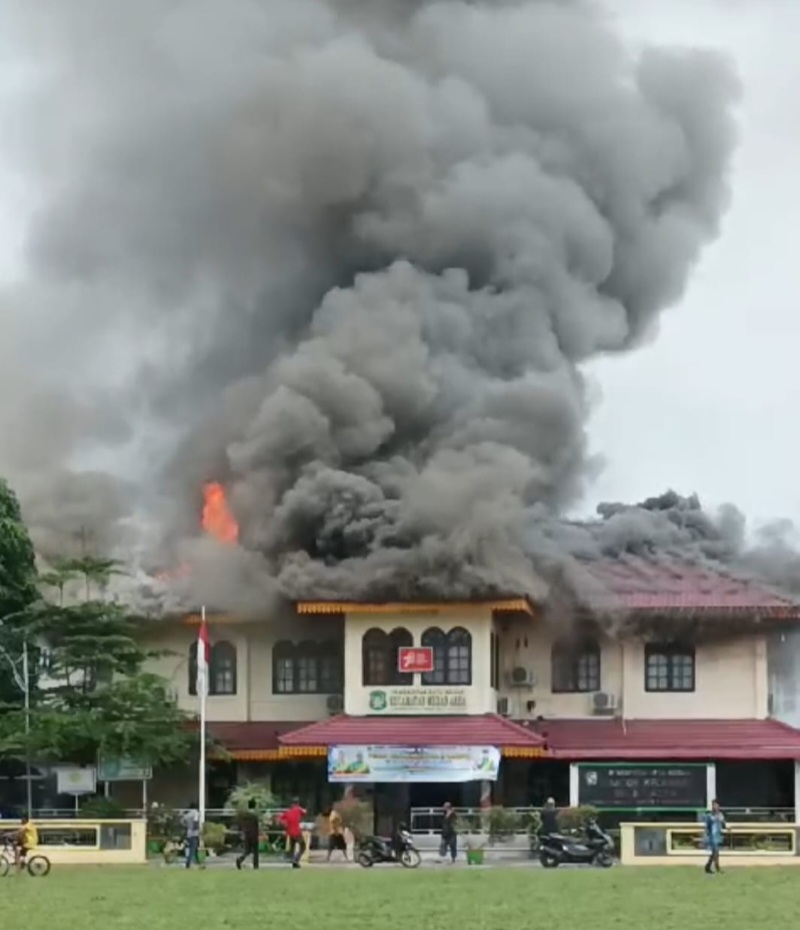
left=167, top=852, right=540, bottom=870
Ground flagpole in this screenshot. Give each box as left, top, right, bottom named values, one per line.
left=199, top=605, right=207, bottom=830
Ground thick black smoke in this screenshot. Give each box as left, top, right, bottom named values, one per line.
left=2, top=1, right=741, bottom=609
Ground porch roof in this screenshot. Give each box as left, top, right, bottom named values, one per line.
left=528, top=717, right=800, bottom=760
left=278, top=713, right=546, bottom=752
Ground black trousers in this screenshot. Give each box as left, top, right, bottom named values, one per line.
left=289, top=835, right=306, bottom=864
left=239, top=836, right=260, bottom=869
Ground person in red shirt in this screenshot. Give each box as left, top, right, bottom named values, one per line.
left=278, top=797, right=306, bottom=868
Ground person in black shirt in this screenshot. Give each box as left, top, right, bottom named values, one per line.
left=235, top=799, right=261, bottom=870
left=439, top=802, right=458, bottom=864
left=539, top=797, right=559, bottom=838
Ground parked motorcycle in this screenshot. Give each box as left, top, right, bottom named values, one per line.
left=357, top=828, right=421, bottom=868
left=539, top=819, right=614, bottom=868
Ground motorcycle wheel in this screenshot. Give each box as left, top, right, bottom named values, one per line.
left=357, top=851, right=374, bottom=868
left=399, top=849, right=421, bottom=869
left=539, top=851, right=559, bottom=868
left=595, top=851, right=614, bottom=868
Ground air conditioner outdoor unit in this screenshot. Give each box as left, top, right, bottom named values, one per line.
left=508, top=667, right=536, bottom=688
left=592, top=691, right=618, bottom=714
left=326, top=694, right=344, bottom=714
left=496, top=697, right=510, bottom=717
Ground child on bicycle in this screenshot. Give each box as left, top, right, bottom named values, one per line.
left=16, top=817, right=39, bottom=870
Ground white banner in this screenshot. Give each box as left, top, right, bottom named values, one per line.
left=328, top=745, right=500, bottom=783
left=56, top=766, right=97, bottom=796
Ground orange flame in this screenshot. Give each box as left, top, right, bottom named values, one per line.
left=202, top=482, right=239, bottom=544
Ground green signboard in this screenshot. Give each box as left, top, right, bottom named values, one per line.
left=97, top=756, right=153, bottom=782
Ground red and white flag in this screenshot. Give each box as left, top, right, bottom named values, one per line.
left=196, top=608, right=209, bottom=698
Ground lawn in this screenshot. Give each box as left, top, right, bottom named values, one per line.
left=4, top=865, right=799, bottom=929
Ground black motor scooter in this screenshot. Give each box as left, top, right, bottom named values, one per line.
left=357, top=827, right=422, bottom=868
left=539, top=818, right=614, bottom=868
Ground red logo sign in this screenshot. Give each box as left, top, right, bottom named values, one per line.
left=397, top=647, right=434, bottom=673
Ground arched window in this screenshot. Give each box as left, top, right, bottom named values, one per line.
left=362, top=629, right=390, bottom=686
left=551, top=638, right=601, bottom=693
left=273, top=640, right=343, bottom=694
left=389, top=628, right=414, bottom=686
left=318, top=641, right=344, bottom=694
left=446, top=628, right=472, bottom=685
left=420, top=627, right=472, bottom=685
left=421, top=627, right=447, bottom=685
left=273, top=640, right=296, bottom=694
left=362, top=628, right=414, bottom=685
left=211, top=641, right=237, bottom=696
left=188, top=641, right=198, bottom=697
left=296, top=640, right=319, bottom=693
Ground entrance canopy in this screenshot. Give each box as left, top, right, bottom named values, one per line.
left=531, top=718, right=800, bottom=760
left=279, top=713, right=546, bottom=758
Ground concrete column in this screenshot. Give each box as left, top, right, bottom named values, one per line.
left=569, top=763, right=579, bottom=807
left=706, top=762, right=717, bottom=807
left=794, top=762, right=800, bottom=825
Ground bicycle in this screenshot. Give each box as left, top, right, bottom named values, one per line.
left=0, top=835, right=51, bottom=877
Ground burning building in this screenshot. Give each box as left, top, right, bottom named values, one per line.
left=10, top=0, right=800, bottom=860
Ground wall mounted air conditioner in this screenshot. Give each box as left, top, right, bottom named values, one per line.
left=326, top=694, right=344, bottom=714
left=592, top=691, right=618, bottom=714
left=507, top=667, right=536, bottom=688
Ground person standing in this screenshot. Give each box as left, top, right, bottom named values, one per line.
left=703, top=798, right=726, bottom=874
left=539, top=797, right=559, bottom=839
left=439, top=802, right=458, bottom=864
left=327, top=806, right=348, bottom=862
left=236, top=799, right=261, bottom=870
left=183, top=801, right=203, bottom=869
left=279, top=797, right=307, bottom=869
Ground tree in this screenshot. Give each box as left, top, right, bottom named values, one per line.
left=0, top=478, right=39, bottom=707
left=0, top=542, right=192, bottom=769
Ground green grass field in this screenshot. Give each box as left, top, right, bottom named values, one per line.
left=4, top=866, right=798, bottom=929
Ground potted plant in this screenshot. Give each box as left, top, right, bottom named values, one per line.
left=202, top=821, right=227, bottom=857
left=465, top=837, right=486, bottom=866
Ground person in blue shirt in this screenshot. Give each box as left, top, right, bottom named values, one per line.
left=703, top=798, right=725, bottom=874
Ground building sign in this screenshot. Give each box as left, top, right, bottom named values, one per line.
left=56, top=766, right=97, bottom=796
left=577, top=763, right=708, bottom=809
left=397, top=647, right=434, bottom=673
left=328, top=745, right=500, bottom=783
left=97, top=756, right=153, bottom=782
left=368, top=687, right=467, bottom=714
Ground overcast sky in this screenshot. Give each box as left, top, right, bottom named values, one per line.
left=0, top=0, right=797, bottom=534
left=582, top=0, right=800, bottom=527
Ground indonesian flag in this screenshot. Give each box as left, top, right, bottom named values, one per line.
left=196, top=610, right=209, bottom=698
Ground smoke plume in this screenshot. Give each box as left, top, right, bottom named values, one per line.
left=1, top=1, right=742, bottom=609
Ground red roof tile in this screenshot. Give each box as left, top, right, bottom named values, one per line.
left=580, top=556, right=800, bottom=616
left=279, top=714, right=546, bottom=748
left=206, top=721, right=304, bottom=751
left=528, top=717, right=800, bottom=760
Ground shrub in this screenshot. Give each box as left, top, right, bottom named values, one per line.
left=80, top=796, right=126, bottom=819
left=147, top=803, right=183, bottom=840
left=226, top=781, right=278, bottom=813
left=334, top=798, right=372, bottom=840
left=557, top=805, right=599, bottom=834
left=482, top=806, right=523, bottom=843
left=202, top=821, right=227, bottom=853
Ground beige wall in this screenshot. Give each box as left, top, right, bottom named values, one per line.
left=142, top=610, right=769, bottom=723
left=343, top=608, right=494, bottom=716
left=495, top=619, right=768, bottom=720
left=142, top=616, right=342, bottom=722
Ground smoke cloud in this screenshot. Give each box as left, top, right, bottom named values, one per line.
left=2, top=1, right=743, bottom=608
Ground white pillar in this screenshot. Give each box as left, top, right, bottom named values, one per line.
left=794, top=762, right=800, bottom=825
left=569, top=763, right=580, bottom=807
left=705, top=762, right=717, bottom=808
